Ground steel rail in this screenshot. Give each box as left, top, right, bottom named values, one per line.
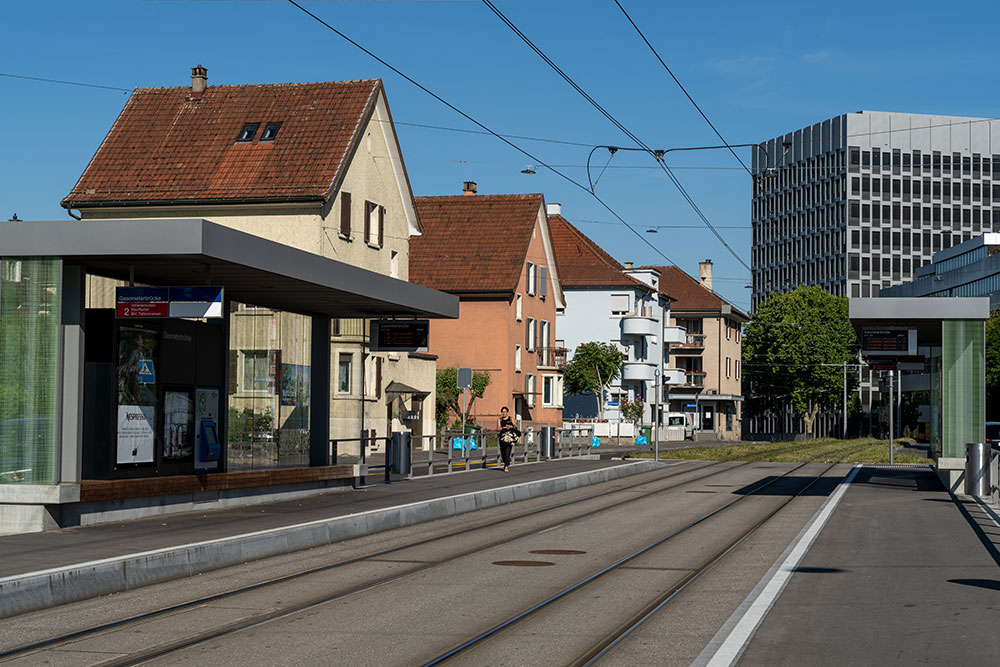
left=420, top=461, right=829, bottom=666
left=0, top=460, right=739, bottom=662
left=574, top=463, right=840, bottom=666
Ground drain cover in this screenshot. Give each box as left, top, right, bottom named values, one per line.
left=529, top=549, right=586, bottom=555
left=493, top=560, right=554, bottom=567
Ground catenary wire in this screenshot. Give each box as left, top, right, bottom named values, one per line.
left=481, top=0, right=751, bottom=273
left=0, top=72, right=132, bottom=93
left=612, top=0, right=753, bottom=179
left=285, top=0, right=681, bottom=268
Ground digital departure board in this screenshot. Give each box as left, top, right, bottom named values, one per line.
left=861, top=328, right=914, bottom=355
left=370, top=320, right=430, bottom=352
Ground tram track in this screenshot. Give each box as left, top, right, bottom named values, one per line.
left=420, top=462, right=842, bottom=666
left=0, top=459, right=748, bottom=664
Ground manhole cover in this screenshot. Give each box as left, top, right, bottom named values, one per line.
left=493, top=560, right=554, bottom=567
left=529, top=549, right=586, bottom=555
left=686, top=490, right=717, bottom=494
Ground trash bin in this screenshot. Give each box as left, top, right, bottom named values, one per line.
left=540, top=426, right=554, bottom=458
left=391, top=432, right=411, bottom=476
left=965, top=442, right=990, bottom=497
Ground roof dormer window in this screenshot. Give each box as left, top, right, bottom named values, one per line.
left=260, top=122, right=282, bottom=142
left=236, top=123, right=259, bottom=143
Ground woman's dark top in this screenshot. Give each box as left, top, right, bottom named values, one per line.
left=500, top=416, right=515, bottom=430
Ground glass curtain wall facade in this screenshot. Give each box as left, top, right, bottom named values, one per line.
left=227, top=303, right=312, bottom=471
left=0, top=257, right=62, bottom=484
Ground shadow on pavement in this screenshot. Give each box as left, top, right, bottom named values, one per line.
left=947, top=578, right=1000, bottom=592
left=792, top=567, right=846, bottom=574
left=732, top=476, right=842, bottom=497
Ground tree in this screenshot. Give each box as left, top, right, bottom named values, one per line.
left=743, top=286, right=858, bottom=437
left=435, top=368, right=491, bottom=432
left=563, top=342, right=627, bottom=420
left=619, top=397, right=645, bottom=427
left=987, top=309, right=1000, bottom=420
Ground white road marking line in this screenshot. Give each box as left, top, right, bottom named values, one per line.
left=692, top=464, right=862, bottom=667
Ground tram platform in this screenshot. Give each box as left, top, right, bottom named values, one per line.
left=0, top=457, right=661, bottom=618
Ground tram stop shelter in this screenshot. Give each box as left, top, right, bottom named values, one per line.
left=0, top=219, right=458, bottom=532
left=849, top=297, right=990, bottom=489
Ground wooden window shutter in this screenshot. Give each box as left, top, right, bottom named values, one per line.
left=378, top=206, right=385, bottom=248
left=364, top=200, right=373, bottom=242
left=340, top=192, right=352, bottom=236
left=228, top=350, right=238, bottom=394
left=539, top=266, right=548, bottom=298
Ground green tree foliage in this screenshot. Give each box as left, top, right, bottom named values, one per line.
left=435, top=368, right=491, bottom=432
left=563, top=342, right=627, bottom=420
left=987, top=309, right=999, bottom=419
left=743, top=286, right=858, bottom=437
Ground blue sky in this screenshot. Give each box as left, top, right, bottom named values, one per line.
left=5, top=1, right=999, bottom=312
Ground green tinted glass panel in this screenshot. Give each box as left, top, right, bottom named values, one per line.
left=941, top=320, right=985, bottom=459
left=0, top=257, right=62, bottom=484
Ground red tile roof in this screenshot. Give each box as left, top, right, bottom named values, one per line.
left=410, top=194, right=543, bottom=292
left=62, top=79, right=382, bottom=207
left=643, top=264, right=748, bottom=318
left=547, top=214, right=651, bottom=291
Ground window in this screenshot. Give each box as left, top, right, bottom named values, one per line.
left=726, top=356, right=731, bottom=378
left=515, top=344, right=522, bottom=372
left=390, top=251, right=399, bottom=278
left=365, top=201, right=384, bottom=247
left=526, top=262, right=537, bottom=296
left=340, top=192, right=352, bottom=237
left=610, top=293, right=630, bottom=316
left=542, top=375, right=562, bottom=408
left=242, top=350, right=270, bottom=393
left=260, top=122, right=282, bottom=142
left=515, top=294, right=523, bottom=321
left=735, top=359, right=740, bottom=380
left=540, top=320, right=550, bottom=357
left=338, top=353, right=352, bottom=393
left=543, top=376, right=553, bottom=406
left=526, top=374, right=536, bottom=408
left=236, top=123, right=259, bottom=143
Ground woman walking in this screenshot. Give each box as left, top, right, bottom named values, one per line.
left=498, top=406, right=519, bottom=472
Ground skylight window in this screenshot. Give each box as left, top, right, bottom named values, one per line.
left=260, top=122, right=282, bottom=142
left=236, top=123, right=259, bottom=143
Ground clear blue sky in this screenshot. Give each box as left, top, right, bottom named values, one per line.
left=5, top=1, right=998, bottom=312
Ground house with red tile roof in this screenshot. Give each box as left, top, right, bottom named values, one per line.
left=61, top=66, right=439, bottom=458
left=410, top=183, right=565, bottom=431
left=547, top=209, right=681, bottom=431
left=643, top=262, right=748, bottom=440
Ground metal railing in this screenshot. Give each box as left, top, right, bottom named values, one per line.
left=673, top=333, right=706, bottom=349
left=538, top=346, right=568, bottom=369
left=329, top=424, right=598, bottom=483
left=683, top=371, right=707, bottom=387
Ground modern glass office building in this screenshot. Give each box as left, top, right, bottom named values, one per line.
left=753, top=111, right=1000, bottom=311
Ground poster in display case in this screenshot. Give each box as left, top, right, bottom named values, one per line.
left=163, top=390, right=194, bottom=460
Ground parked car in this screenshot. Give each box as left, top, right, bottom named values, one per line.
left=986, top=422, right=1000, bottom=446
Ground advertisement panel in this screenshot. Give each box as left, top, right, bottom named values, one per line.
left=116, top=326, right=158, bottom=464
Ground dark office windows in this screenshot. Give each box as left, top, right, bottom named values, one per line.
left=862, top=151, right=871, bottom=167
left=849, top=201, right=860, bottom=222
left=903, top=153, right=911, bottom=171
left=849, top=148, right=860, bottom=171
left=963, top=156, right=971, bottom=176
left=851, top=229, right=860, bottom=248
left=973, top=154, right=981, bottom=179
left=933, top=205, right=941, bottom=226
left=933, top=180, right=941, bottom=198
left=893, top=149, right=901, bottom=173
left=922, top=207, right=931, bottom=224
left=893, top=232, right=901, bottom=250
left=851, top=177, right=860, bottom=196
left=993, top=155, right=1000, bottom=179
left=870, top=230, right=878, bottom=247
left=862, top=256, right=870, bottom=274
left=893, top=179, right=901, bottom=197
left=923, top=153, right=931, bottom=171
left=943, top=154, right=951, bottom=173
left=912, top=151, right=921, bottom=175
left=973, top=182, right=981, bottom=201
left=862, top=204, right=870, bottom=222
left=912, top=179, right=920, bottom=198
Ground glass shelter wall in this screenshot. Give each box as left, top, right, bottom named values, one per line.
left=228, top=302, right=312, bottom=470
left=0, top=257, right=62, bottom=484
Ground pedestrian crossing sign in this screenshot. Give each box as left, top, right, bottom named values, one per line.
left=138, top=360, right=155, bottom=384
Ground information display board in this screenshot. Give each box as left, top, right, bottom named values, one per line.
left=861, top=328, right=916, bottom=355
left=369, top=320, right=429, bottom=352
left=116, top=286, right=224, bottom=319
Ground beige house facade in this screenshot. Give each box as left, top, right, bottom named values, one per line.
left=63, top=69, right=437, bottom=465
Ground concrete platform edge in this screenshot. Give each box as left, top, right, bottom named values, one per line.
left=0, top=460, right=661, bottom=619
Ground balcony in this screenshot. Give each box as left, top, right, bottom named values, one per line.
left=621, top=315, right=658, bottom=338
left=663, top=326, right=686, bottom=345
left=671, top=333, right=705, bottom=353
left=681, top=371, right=706, bottom=388
left=537, top=346, right=568, bottom=370
left=622, top=361, right=656, bottom=382
left=661, top=367, right=686, bottom=385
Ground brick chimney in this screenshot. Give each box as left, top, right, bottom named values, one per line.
left=463, top=181, right=477, bottom=196
left=624, top=262, right=633, bottom=269
left=190, top=64, right=207, bottom=99
left=699, top=259, right=713, bottom=291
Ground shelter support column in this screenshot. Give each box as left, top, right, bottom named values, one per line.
left=941, top=320, right=985, bottom=460
left=310, top=315, right=331, bottom=467
left=59, top=264, right=85, bottom=484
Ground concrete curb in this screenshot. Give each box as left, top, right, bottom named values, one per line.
left=0, top=460, right=661, bottom=618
